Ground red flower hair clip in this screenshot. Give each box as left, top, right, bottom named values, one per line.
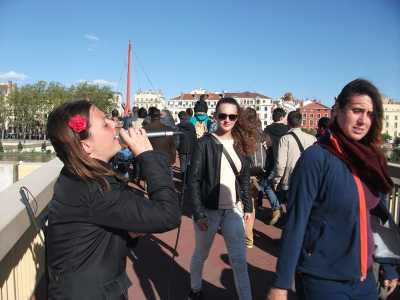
left=68, top=115, right=87, bottom=133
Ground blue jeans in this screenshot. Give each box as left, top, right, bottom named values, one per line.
left=295, top=271, right=378, bottom=300
left=258, top=176, right=280, bottom=210
left=190, top=207, right=252, bottom=300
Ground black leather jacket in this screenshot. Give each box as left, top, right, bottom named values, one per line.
left=188, top=134, right=253, bottom=221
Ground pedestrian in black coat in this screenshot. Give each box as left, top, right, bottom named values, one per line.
left=46, top=100, right=181, bottom=300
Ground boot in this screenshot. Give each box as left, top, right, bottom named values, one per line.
left=269, top=208, right=281, bottom=225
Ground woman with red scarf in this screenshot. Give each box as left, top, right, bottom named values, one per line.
left=268, top=79, right=399, bottom=300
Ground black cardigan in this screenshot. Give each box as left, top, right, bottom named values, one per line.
left=47, top=151, right=181, bottom=300
left=188, top=134, right=252, bottom=221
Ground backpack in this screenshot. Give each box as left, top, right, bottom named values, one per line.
left=194, top=120, right=208, bottom=139
left=250, top=140, right=268, bottom=176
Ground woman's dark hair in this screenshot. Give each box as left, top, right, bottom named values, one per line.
left=138, top=107, right=147, bottom=118
left=47, top=100, right=117, bottom=190
left=215, top=97, right=257, bottom=155
left=336, top=78, right=383, bottom=145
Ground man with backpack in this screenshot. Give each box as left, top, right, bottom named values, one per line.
left=271, top=110, right=316, bottom=223
left=262, top=108, right=289, bottom=225
left=190, top=95, right=213, bottom=139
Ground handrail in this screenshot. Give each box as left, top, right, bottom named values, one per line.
left=0, top=158, right=62, bottom=261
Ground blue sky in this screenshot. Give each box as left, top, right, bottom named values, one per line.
left=0, top=0, right=399, bottom=106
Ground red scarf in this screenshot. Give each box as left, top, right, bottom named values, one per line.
left=319, top=122, right=393, bottom=196
left=318, top=122, right=393, bottom=279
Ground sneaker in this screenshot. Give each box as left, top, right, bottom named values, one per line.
left=269, top=209, right=281, bottom=225
left=188, top=290, right=203, bottom=300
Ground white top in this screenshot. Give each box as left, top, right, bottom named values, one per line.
left=212, top=134, right=242, bottom=209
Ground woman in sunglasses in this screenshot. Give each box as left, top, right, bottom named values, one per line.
left=188, top=97, right=257, bottom=300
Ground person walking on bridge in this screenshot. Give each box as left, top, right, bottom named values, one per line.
left=268, top=79, right=399, bottom=300
left=188, top=97, right=257, bottom=300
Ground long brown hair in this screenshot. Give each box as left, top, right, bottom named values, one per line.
left=47, top=100, right=117, bottom=190
left=215, top=97, right=257, bottom=155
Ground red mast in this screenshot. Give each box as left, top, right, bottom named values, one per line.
left=124, top=40, right=132, bottom=117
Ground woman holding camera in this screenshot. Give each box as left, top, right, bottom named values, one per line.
left=46, top=100, right=181, bottom=299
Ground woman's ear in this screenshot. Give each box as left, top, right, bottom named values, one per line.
left=80, top=140, right=93, bottom=155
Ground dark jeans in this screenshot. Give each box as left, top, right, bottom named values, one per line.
left=295, top=271, right=378, bottom=300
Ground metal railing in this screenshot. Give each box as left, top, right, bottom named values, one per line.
left=388, top=163, right=400, bottom=225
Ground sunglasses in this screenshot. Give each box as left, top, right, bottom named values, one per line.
left=217, top=113, right=238, bottom=121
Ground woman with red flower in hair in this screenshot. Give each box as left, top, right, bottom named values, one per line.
left=46, top=100, right=181, bottom=299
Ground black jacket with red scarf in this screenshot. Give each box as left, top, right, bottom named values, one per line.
left=188, top=133, right=253, bottom=221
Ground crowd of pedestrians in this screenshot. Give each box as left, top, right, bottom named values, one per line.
left=45, top=78, right=399, bottom=300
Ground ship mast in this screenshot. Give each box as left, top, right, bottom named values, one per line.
left=124, top=40, right=132, bottom=116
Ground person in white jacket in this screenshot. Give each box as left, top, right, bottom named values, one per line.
left=271, top=110, right=316, bottom=223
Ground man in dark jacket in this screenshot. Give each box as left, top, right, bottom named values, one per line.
left=177, top=111, right=196, bottom=180
left=262, top=107, right=289, bottom=225
left=143, top=108, right=177, bottom=168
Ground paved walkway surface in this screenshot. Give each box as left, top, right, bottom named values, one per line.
left=125, top=169, right=298, bottom=300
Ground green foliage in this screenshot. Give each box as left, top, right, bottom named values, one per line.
left=5, top=80, right=115, bottom=138
left=41, top=141, right=47, bottom=152
left=17, top=141, right=23, bottom=152
left=390, top=149, right=400, bottom=163
left=301, top=128, right=317, bottom=136
left=381, top=132, right=392, bottom=143
left=0, top=140, right=3, bottom=153
left=394, top=137, right=400, bottom=147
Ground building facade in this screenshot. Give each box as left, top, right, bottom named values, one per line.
left=383, top=99, right=400, bottom=139
left=299, top=101, right=331, bottom=129
left=134, top=89, right=166, bottom=110
left=168, top=89, right=274, bottom=127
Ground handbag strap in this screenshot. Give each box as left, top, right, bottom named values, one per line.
left=289, top=131, right=305, bottom=153
left=210, top=134, right=240, bottom=176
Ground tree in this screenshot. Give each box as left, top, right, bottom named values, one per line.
left=0, top=94, right=8, bottom=139
left=381, top=133, right=392, bottom=143
left=390, top=149, right=400, bottom=163
left=70, top=82, right=114, bottom=113
left=0, top=140, right=3, bottom=153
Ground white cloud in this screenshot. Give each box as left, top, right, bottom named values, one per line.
left=78, top=79, right=116, bottom=87
left=84, top=34, right=99, bottom=41
left=0, top=71, right=28, bottom=81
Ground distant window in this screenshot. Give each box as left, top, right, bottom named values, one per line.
left=395, top=123, right=398, bottom=128
left=264, top=113, right=268, bottom=118
left=324, top=113, right=328, bottom=117
left=310, top=120, right=314, bottom=126
left=303, top=113, right=306, bottom=119
left=395, top=116, right=398, bottom=121
left=386, top=122, right=389, bottom=128
left=317, top=113, right=321, bottom=118
left=302, top=120, right=306, bottom=126
left=386, top=115, right=389, bottom=120
left=264, top=121, right=268, bottom=126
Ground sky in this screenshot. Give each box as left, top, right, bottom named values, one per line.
left=0, top=0, right=399, bottom=106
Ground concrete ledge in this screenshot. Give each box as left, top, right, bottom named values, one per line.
left=0, top=158, right=63, bottom=261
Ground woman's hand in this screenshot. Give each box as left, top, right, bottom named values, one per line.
left=243, top=212, right=252, bottom=223
left=119, top=127, right=153, bottom=156
left=196, top=218, right=208, bottom=231
left=384, top=278, right=398, bottom=296
left=267, top=288, right=287, bottom=300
